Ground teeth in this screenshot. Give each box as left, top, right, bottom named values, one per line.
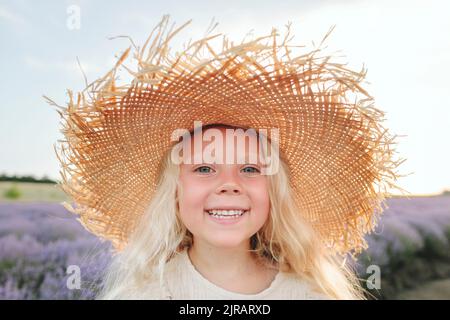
left=207, top=209, right=246, bottom=218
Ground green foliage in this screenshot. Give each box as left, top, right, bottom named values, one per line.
left=0, top=174, right=56, bottom=184
left=4, top=184, right=22, bottom=199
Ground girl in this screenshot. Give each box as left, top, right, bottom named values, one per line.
left=96, top=123, right=364, bottom=299
left=53, top=15, right=406, bottom=300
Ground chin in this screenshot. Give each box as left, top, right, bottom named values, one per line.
left=205, top=237, right=249, bottom=249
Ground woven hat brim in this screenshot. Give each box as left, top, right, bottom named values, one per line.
left=52, top=15, right=408, bottom=255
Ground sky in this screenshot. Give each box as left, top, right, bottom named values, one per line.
left=0, top=0, right=449, bottom=196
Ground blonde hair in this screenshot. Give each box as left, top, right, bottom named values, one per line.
left=96, top=125, right=367, bottom=300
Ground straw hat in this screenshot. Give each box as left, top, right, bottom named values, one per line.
left=50, top=15, right=407, bottom=256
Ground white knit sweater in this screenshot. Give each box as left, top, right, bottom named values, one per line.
left=131, top=249, right=331, bottom=300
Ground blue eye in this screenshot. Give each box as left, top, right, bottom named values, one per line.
left=194, top=166, right=213, bottom=173
left=242, top=166, right=260, bottom=173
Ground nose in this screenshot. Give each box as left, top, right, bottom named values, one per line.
left=216, top=183, right=242, bottom=195
left=214, top=166, right=244, bottom=195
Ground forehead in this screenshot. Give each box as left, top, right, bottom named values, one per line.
left=180, top=126, right=266, bottom=165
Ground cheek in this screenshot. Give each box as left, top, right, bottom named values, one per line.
left=248, top=180, right=270, bottom=220
left=177, top=180, right=209, bottom=219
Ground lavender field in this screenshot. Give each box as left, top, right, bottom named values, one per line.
left=0, top=202, right=112, bottom=299
left=356, top=195, right=450, bottom=298
left=1, top=195, right=450, bottom=299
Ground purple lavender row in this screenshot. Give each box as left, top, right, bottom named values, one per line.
left=1, top=196, right=449, bottom=299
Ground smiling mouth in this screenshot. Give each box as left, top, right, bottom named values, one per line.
left=205, top=209, right=249, bottom=219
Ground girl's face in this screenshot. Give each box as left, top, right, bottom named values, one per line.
left=177, top=126, right=270, bottom=249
